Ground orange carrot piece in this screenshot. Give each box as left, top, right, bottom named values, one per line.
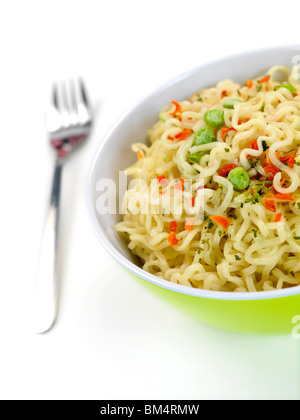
left=264, top=164, right=280, bottom=175
left=156, top=174, right=166, bottom=183
left=210, top=215, right=231, bottom=229
left=157, top=175, right=168, bottom=186
left=251, top=139, right=258, bottom=150
left=174, top=128, right=191, bottom=142
left=221, top=90, right=228, bottom=98
left=260, top=75, right=270, bottom=83
left=265, top=149, right=281, bottom=162
left=288, top=157, right=295, bottom=169
left=173, top=178, right=185, bottom=191
left=168, top=231, right=179, bottom=246
left=275, top=193, right=295, bottom=201
left=246, top=80, right=253, bottom=88
left=280, top=178, right=287, bottom=187
left=169, top=221, right=177, bottom=232
left=137, top=150, right=143, bottom=159
left=280, top=153, right=296, bottom=168
left=221, top=127, right=231, bottom=140
left=185, top=220, right=194, bottom=231
left=274, top=213, right=282, bottom=222
left=265, top=199, right=276, bottom=212
left=169, top=100, right=181, bottom=116
left=280, top=155, right=290, bottom=162
left=218, top=163, right=237, bottom=177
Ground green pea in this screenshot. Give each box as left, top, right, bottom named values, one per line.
left=159, top=112, right=167, bottom=122
left=274, top=82, right=296, bottom=95
left=228, top=167, right=250, bottom=191
left=187, top=151, right=209, bottom=164
left=193, top=127, right=216, bottom=146
left=223, top=99, right=241, bottom=109
left=204, top=109, right=225, bottom=129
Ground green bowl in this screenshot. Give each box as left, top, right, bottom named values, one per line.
left=130, top=270, right=300, bottom=334
left=86, top=46, right=300, bottom=334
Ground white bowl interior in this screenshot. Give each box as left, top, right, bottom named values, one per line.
left=87, top=45, right=300, bottom=301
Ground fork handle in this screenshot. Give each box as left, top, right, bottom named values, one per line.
left=32, top=158, right=63, bottom=333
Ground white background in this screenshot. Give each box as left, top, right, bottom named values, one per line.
left=1, top=0, right=300, bottom=400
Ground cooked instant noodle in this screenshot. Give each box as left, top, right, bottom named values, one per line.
left=115, top=65, right=300, bottom=292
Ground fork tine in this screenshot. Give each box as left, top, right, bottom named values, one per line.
left=55, top=79, right=82, bottom=129
left=73, top=77, right=92, bottom=125
left=46, top=82, right=65, bottom=134
left=54, top=80, right=71, bottom=128
left=79, top=78, right=91, bottom=110
left=47, top=77, right=92, bottom=139
left=52, top=82, right=59, bottom=109
left=65, top=78, right=78, bottom=126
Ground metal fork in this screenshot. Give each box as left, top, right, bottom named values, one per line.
left=32, top=78, right=92, bottom=334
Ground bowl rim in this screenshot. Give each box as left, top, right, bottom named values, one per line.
left=86, top=45, right=300, bottom=301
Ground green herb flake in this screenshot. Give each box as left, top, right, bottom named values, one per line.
left=223, top=99, right=241, bottom=109
left=262, top=140, right=269, bottom=151
left=256, top=184, right=266, bottom=196
left=275, top=83, right=296, bottom=95
left=159, top=113, right=167, bottom=122
left=245, top=192, right=260, bottom=204
left=234, top=255, right=242, bottom=260
left=290, top=271, right=295, bottom=277
left=187, top=151, right=209, bottom=164
left=208, top=220, right=214, bottom=229
left=201, top=239, right=211, bottom=250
